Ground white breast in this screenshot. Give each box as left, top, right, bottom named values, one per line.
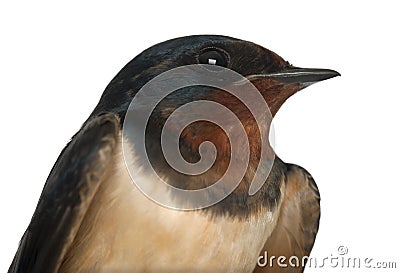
left=60, top=138, right=283, bottom=273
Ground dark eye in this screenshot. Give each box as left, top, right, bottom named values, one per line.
left=198, top=48, right=229, bottom=67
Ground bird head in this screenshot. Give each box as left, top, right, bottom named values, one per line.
left=92, top=35, right=339, bottom=207
left=95, top=35, right=339, bottom=120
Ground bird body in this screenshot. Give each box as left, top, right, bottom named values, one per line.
left=59, top=136, right=282, bottom=273
left=8, top=35, right=339, bottom=273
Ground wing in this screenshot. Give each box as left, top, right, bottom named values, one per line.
left=8, top=113, right=120, bottom=273
left=254, top=164, right=321, bottom=273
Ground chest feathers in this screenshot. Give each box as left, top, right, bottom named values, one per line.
left=60, top=138, right=284, bottom=273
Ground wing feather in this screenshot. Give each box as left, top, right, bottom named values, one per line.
left=254, top=164, right=321, bottom=273
left=8, top=113, right=120, bottom=273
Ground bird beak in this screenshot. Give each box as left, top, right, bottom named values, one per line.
left=247, top=67, right=340, bottom=87
left=241, top=66, right=340, bottom=117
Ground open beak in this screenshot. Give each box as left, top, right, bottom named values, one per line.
left=247, top=67, right=340, bottom=87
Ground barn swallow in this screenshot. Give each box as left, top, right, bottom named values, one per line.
left=8, top=35, right=339, bottom=273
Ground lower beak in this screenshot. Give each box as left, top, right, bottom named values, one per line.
left=248, top=67, right=340, bottom=86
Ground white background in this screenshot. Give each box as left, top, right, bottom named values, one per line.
left=1, top=1, right=399, bottom=272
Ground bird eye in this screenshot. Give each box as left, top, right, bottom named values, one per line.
left=198, top=48, right=229, bottom=67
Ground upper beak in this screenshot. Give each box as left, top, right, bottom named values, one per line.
left=248, top=67, right=340, bottom=86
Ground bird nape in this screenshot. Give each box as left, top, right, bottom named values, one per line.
left=9, top=35, right=339, bottom=273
